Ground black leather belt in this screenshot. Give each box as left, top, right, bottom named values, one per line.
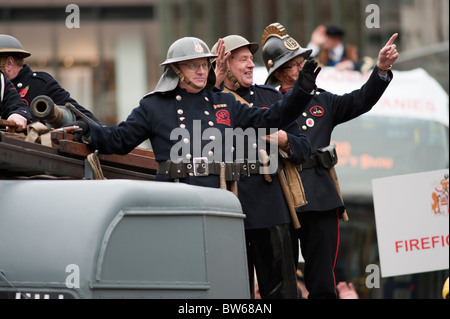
left=298, top=157, right=318, bottom=170
left=157, top=158, right=266, bottom=180
left=298, top=144, right=338, bottom=171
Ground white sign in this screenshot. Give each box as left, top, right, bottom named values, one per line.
left=253, top=66, right=449, bottom=127
left=372, top=169, right=449, bottom=277
left=316, top=67, right=449, bottom=127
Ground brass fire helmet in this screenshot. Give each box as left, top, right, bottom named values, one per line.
left=211, top=35, right=258, bottom=89
left=443, top=277, right=449, bottom=299
left=261, top=23, right=312, bottom=87
left=153, top=37, right=218, bottom=93
left=0, top=34, right=31, bottom=73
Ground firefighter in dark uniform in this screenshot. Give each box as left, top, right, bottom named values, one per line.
left=68, top=37, right=318, bottom=192
left=211, top=35, right=313, bottom=298
left=261, top=23, right=399, bottom=299
left=0, top=70, right=32, bottom=131
left=0, top=34, right=100, bottom=125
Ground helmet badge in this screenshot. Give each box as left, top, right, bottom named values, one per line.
left=193, top=40, right=204, bottom=53
left=284, top=38, right=299, bottom=51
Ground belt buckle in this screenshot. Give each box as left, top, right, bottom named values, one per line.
left=193, top=157, right=209, bottom=176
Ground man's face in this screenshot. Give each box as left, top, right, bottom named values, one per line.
left=177, top=58, right=210, bottom=92
left=228, top=47, right=255, bottom=88
left=1, top=56, right=23, bottom=80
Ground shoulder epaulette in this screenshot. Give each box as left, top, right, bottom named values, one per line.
left=30, top=71, right=54, bottom=83
left=253, top=83, right=280, bottom=93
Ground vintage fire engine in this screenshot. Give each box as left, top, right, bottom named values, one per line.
left=0, top=96, right=250, bottom=299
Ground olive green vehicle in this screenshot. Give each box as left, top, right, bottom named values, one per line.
left=0, top=117, right=250, bottom=299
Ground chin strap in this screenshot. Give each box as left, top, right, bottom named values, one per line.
left=0, top=72, right=4, bottom=102
left=226, top=69, right=240, bottom=89
left=170, top=64, right=203, bottom=90
left=0, top=57, right=6, bottom=76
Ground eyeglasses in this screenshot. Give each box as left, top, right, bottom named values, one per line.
left=178, top=62, right=210, bottom=71
left=282, top=59, right=305, bottom=69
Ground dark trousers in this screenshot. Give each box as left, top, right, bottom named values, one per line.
left=246, top=223, right=299, bottom=299
left=295, top=209, right=340, bottom=299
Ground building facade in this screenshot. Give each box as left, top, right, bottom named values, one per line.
left=1, top=0, right=448, bottom=124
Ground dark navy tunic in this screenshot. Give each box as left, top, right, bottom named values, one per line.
left=1, top=72, right=32, bottom=122
left=88, top=83, right=313, bottom=190
left=233, top=84, right=311, bottom=229
left=292, top=67, right=393, bottom=214
left=11, top=65, right=100, bottom=124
